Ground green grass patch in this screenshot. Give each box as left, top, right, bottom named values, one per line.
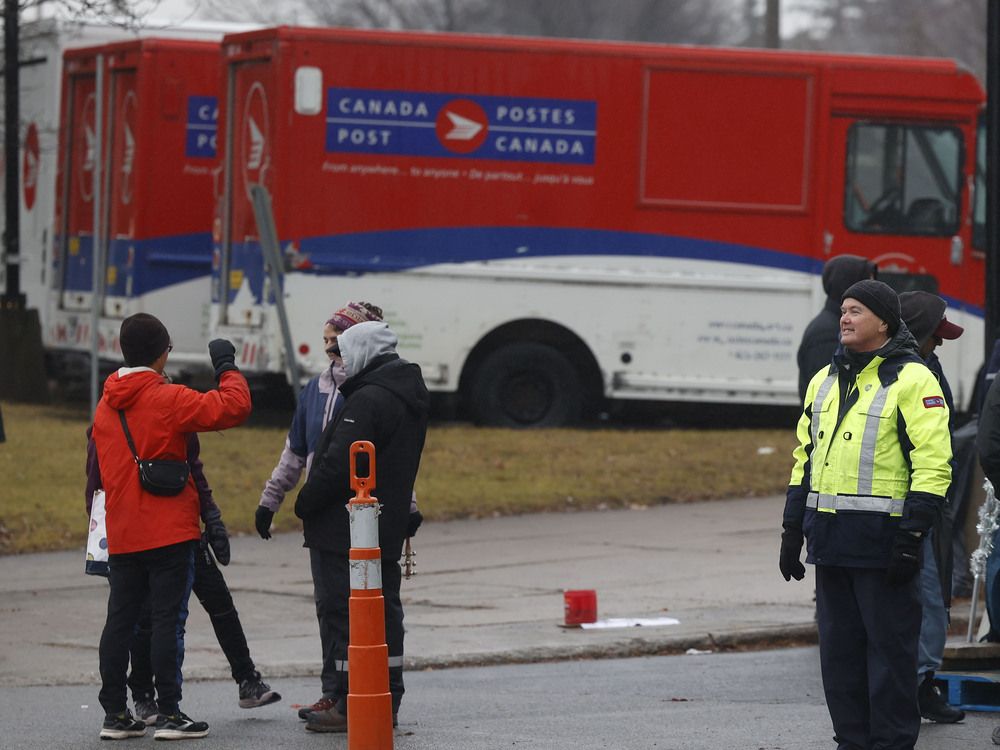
left=0, top=401, right=797, bottom=555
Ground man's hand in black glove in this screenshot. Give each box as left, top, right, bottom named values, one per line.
left=205, top=518, right=231, bottom=566
left=779, top=528, right=806, bottom=582
left=208, top=339, right=239, bottom=380
left=886, top=530, right=922, bottom=586
left=407, top=509, right=424, bottom=538
left=255, top=506, right=274, bottom=540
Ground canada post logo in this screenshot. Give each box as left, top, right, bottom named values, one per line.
left=326, top=88, right=596, bottom=164
left=186, top=95, right=218, bottom=158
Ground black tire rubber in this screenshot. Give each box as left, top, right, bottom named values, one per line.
left=469, top=342, right=583, bottom=427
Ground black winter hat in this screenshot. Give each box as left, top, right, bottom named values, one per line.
left=119, top=313, right=170, bottom=367
left=841, top=279, right=901, bottom=336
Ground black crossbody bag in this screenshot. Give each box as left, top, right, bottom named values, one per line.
left=118, top=411, right=190, bottom=496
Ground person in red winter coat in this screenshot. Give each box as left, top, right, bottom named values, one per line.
left=90, top=313, right=251, bottom=741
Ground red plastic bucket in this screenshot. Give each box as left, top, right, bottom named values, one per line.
left=564, top=589, right=598, bottom=626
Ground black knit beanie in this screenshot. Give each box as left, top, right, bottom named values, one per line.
left=841, top=279, right=901, bottom=336
left=119, top=313, right=170, bottom=367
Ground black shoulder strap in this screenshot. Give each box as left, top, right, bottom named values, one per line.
left=118, top=410, right=140, bottom=464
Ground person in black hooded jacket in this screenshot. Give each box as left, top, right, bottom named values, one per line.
left=294, top=320, right=429, bottom=733
left=797, top=254, right=877, bottom=402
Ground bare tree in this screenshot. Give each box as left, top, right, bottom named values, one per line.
left=786, top=0, right=986, bottom=83
left=190, top=0, right=743, bottom=46
left=18, top=0, right=165, bottom=27
left=194, top=0, right=300, bottom=24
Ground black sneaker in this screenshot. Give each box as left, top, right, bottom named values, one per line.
left=133, top=696, right=160, bottom=726
left=100, top=710, right=146, bottom=740
left=918, top=674, right=965, bottom=724
left=238, top=670, right=281, bottom=708
left=153, top=711, right=209, bottom=740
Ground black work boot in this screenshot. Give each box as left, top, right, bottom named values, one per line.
left=918, top=673, right=965, bottom=723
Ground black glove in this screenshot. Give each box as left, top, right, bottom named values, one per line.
left=779, top=528, right=806, bottom=582
left=886, top=530, right=922, bottom=586
left=204, top=518, right=231, bottom=566
left=255, top=506, right=274, bottom=540
left=407, top=509, right=424, bottom=538
left=208, top=339, right=239, bottom=379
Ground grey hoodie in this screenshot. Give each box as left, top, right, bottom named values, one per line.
left=340, top=321, right=399, bottom=379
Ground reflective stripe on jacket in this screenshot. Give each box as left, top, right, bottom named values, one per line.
left=787, top=336, right=951, bottom=567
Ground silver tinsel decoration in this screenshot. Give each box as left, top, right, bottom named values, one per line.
left=968, top=478, right=1000, bottom=642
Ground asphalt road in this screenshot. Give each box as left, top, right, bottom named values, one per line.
left=4, top=647, right=994, bottom=750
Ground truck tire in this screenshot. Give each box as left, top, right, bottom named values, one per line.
left=469, top=343, right=583, bottom=427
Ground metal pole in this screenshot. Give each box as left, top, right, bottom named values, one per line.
left=89, top=55, right=104, bottom=415
left=250, top=183, right=301, bottom=402
left=765, top=0, right=781, bottom=50
left=968, top=576, right=983, bottom=642
left=2, top=0, right=23, bottom=309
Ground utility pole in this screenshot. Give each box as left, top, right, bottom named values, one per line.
left=987, top=0, right=1000, bottom=358
left=765, top=0, right=781, bottom=49
left=0, top=0, right=48, bottom=403
left=2, top=0, right=21, bottom=311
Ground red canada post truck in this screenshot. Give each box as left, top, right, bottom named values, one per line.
left=211, top=26, right=986, bottom=425
left=48, top=38, right=223, bottom=377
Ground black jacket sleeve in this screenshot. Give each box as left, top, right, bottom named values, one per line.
left=85, top=426, right=101, bottom=516
left=978, top=376, right=1000, bottom=487
left=295, top=389, right=380, bottom=518
left=186, top=434, right=221, bottom=524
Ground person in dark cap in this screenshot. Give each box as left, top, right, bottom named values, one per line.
left=899, top=291, right=966, bottom=724
left=780, top=279, right=953, bottom=749
left=89, top=313, right=252, bottom=740
left=797, top=255, right=877, bottom=401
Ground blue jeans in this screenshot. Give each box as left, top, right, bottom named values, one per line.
left=918, top=532, right=947, bottom=676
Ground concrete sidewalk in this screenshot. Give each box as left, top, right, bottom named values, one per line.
left=0, top=495, right=818, bottom=687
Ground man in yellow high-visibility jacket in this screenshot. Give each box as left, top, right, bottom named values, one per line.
left=780, top=279, right=952, bottom=750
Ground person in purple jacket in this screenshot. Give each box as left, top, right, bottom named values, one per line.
left=87, top=430, right=280, bottom=725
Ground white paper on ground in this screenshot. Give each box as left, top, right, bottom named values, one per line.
left=579, top=616, right=680, bottom=630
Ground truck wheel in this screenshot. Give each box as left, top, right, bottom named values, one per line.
left=470, top=343, right=583, bottom=427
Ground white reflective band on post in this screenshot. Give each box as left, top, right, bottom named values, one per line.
left=349, top=502, right=380, bottom=549
left=350, top=557, right=383, bottom=590
left=387, top=656, right=404, bottom=667
left=806, top=492, right=904, bottom=515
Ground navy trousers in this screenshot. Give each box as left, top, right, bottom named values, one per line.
left=815, top=565, right=922, bottom=750
left=310, top=549, right=405, bottom=712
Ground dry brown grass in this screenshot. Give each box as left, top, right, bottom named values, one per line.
left=0, top=401, right=796, bottom=554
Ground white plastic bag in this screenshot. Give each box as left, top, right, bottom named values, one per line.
left=86, top=490, right=109, bottom=577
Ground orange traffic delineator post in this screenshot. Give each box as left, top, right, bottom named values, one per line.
left=347, top=440, right=394, bottom=750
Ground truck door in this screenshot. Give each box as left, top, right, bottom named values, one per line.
left=58, top=69, right=99, bottom=312
left=220, top=60, right=273, bottom=328
left=103, top=65, right=138, bottom=319
left=824, top=116, right=967, bottom=295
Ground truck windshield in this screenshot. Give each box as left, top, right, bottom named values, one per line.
left=845, top=122, right=961, bottom=236
left=974, top=114, right=986, bottom=252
